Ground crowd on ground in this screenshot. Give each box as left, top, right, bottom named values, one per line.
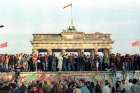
left=0, top=78, right=139, bottom=93
left=0, top=52, right=140, bottom=72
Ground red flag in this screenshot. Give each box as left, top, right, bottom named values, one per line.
left=132, top=40, right=140, bottom=48
left=0, top=42, right=8, bottom=48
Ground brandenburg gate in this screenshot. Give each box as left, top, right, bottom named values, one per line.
left=31, top=26, right=113, bottom=62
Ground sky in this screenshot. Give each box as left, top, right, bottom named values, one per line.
left=0, top=0, right=140, bottom=54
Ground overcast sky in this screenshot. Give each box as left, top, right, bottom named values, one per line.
left=0, top=0, right=140, bottom=54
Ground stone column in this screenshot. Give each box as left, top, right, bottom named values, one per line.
left=47, top=49, right=52, bottom=55
left=108, top=49, right=112, bottom=54
left=78, top=49, right=84, bottom=56
left=94, top=48, right=98, bottom=55
left=103, top=49, right=109, bottom=64
left=81, top=49, right=84, bottom=53
left=90, top=49, right=94, bottom=56
left=61, top=49, right=66, bottom=55
left=32, top=49, right=39, bottom=55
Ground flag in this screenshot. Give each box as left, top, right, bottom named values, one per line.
left=0, top=42, right=8, bottom=48
left=63, top=3, right=72, bottom=9
left=132, top=40, right=140, bottom=48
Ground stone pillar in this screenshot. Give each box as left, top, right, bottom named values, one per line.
left=32, top=49, right=36, bottom=53
left=78, top=49, right=84, bottom=56
left=103, top=49, right=109, bottom=64
left=94, top=48, right=98, bottom=55
left=47, top=49, right=52, bottom=55
left=61, top=49, right=66, bottom=55
left=108, top=49, right=112, bottom=54
left=32, top=49, right=39, bottom=55
left=81, top=49, right=84, bottom=53
left=90, top=49, right=94, bottom=56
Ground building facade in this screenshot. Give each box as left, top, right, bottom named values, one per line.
left=31, top=26, right=113, bottom=62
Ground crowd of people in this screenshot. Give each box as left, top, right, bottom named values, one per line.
left=0, top=52, right=140, bottom=72
left=1, top=78, right=139, bottom=93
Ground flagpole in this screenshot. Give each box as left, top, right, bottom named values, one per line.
left=63, top=3, right=75, bottom=31
left=70, top=4, right=73, bottom=26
